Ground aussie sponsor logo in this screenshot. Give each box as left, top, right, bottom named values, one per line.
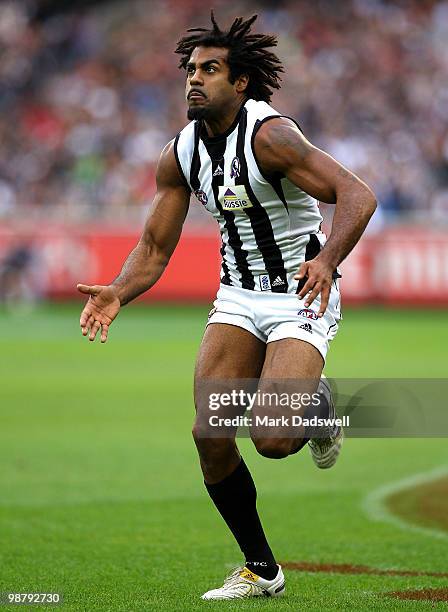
left=298, top=308, right=318, bottom=320
left=219, top=185, right=253, bottom=210
left=194, top=189, right=208, bottom=206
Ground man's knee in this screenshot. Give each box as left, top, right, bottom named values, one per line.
left=252, top=437, right=300, bottom=459
left=192, top=423, right=234, bottom=461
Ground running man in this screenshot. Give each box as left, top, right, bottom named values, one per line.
left=77, top=13, right=376, bottom=600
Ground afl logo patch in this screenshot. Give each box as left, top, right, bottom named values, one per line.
left=298, top=308, right=318, bottom=320
left=218, top=185, right=253, bottom=210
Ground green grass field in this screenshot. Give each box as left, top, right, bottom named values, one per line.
left=1, top=304, right=447, bottom=611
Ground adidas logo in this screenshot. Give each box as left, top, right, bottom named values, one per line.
left=271, top=276, right=285, bottom=287
left=213, top=164, right=224, bottom=176
left=299, top=322, right=313, bottom=334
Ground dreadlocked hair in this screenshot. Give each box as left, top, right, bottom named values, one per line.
left=175, top=12, right=283, bottom=103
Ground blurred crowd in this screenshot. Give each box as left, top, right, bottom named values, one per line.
left=0, top=0, right=447, bottom=225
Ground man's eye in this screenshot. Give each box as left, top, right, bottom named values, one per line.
left=206, top=67, right=216, bottom=73
left=187, top=67, right=194, bottom=74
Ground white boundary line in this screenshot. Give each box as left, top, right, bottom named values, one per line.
left=363, top=465, right=448, bottom=541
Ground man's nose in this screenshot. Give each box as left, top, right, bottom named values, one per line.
left=190, top=69, right=203, bottom=84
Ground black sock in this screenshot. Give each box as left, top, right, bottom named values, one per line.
left=205, top=459, right=278, bottom=580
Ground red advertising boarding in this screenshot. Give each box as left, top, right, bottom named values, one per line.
left=0, top=223, right=447, bottom=305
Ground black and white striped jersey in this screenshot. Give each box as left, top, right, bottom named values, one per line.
left=174, top=98, right=327, bottom=294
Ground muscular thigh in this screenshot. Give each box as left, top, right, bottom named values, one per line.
left=251, top=339, right=324, bottom=441
left=195, top=323, right=266, bottom=381
left=194, top=324, right=265, bottom=434
left=261, top=338, right=323, bottom=379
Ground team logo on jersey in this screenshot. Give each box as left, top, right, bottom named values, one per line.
left=230, top=156, right=241, bottom=179
left=219, top=185, right=253, bottom=210
left=213, top=164, right=224, bottom=177
left=299, top=323, right=313, bottom=334
left=298, top=308, right=318, bottom=320
left=194, top=189, right=208, bottom=206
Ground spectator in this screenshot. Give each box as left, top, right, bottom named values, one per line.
left=0, top=0, right=446, bottom=224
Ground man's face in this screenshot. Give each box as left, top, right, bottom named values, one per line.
left=185, top=46, right=243, bottom=120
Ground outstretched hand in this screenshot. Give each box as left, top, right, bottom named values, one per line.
left=77, top=284, right=121, bottom=343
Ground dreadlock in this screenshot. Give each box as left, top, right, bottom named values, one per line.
left=175, top=13, right=283, bottom=103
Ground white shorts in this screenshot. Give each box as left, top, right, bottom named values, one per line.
left=207, top=281, right=342, bottom=362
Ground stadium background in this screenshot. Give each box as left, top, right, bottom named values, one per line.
left=1, top=0, right=447, bottom=610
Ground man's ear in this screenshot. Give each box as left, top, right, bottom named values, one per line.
left=235, top=74, right=249, bottom=94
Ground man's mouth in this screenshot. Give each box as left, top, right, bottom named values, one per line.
left=188, top=90, right=206, bottom=100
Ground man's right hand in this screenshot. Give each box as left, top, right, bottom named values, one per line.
left=77, top=284, right=121, bottom=343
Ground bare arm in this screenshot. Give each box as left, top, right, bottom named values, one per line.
left=110, top=140, right=190, bottom=305
left=254, top=117, right=377, bottom=315
left=77, top=139, right=190, bottom=341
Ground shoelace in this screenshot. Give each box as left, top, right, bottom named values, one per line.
left=223, top=567, right=244, bottom=586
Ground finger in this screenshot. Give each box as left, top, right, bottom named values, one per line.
left=80, top=308, right=90, bottom=328
left=100, top=324, right=109, bottom=344
left=81, top=313, right=92, bottom=336
left=77, top=284, right=100, bottom=296
left=304, top=282, right=322, bottom=308
left=82, top=314, right=94, bottom=336
left=298, top=277, right=316, bottom=300
left=294, top=262, right=308, bottom=280
left=89, top=320, right=101, bottom=342
left=318, top=284, right=330, bottom=317
left=84, top=315, right=95, bottom=336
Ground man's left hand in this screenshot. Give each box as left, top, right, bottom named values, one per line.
left=294, top=257, right=334, bottom=317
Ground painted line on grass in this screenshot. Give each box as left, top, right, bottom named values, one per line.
left=385, top=587, right=448, bottom=602
left=363, top=465, right=448, bottom=541
left=282, top=561, right=448, bottom=578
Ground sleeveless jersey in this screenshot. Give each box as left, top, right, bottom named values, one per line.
left=174, top=98, right=327, bottom=294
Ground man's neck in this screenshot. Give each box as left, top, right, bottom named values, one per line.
left=203, top=98, right=246, bottom=138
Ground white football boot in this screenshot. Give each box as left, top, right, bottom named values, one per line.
left=201, top=565, right=285, bottom=600
left=308, top=376, right=343, bottom=469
